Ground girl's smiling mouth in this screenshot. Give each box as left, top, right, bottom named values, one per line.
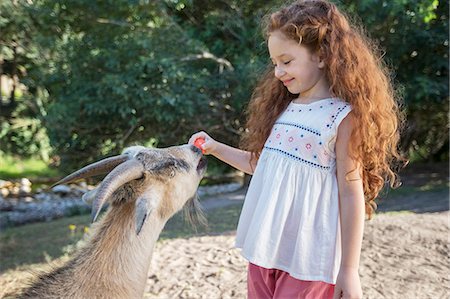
left=283, top=78, right=294, bottom=85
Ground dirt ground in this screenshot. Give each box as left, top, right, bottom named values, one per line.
left=1, top=162, right=449, bottom=299
left=145, top=211, right=449, bottom=299
left=144, top=162, right=450, bottom=299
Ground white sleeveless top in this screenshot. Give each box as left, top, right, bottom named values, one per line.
left=235, top=98, right=352, bottom=284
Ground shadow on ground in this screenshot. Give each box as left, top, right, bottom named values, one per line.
left=377, top=162, right=449, bottom=213
left=201, top=161, right=449, bottom=214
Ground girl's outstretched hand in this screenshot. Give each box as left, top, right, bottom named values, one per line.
left=332, top=267, right=362, bottom=299
left=188, top=131, right=219, bottom=155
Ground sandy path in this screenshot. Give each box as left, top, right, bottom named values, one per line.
left=1, top=212, right=448, bottom=299
left=145, top=211, right=449, bottom=299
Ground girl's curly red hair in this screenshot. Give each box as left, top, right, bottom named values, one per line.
left=240, top=0, right=407, bottom=218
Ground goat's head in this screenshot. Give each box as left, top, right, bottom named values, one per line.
left=52, top=144, right=207, bottom=234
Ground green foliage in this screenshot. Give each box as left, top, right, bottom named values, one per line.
left=37, top=1, right=192, bottom=168
left=164, top=0, right=276, bottom=144
left=343, top=0, right=449, bottom=161
left=0, top=0, right=56, bottom=160
left=0, top=0, right=448, bottom=171
left=0, top=154, right=59, bottom=180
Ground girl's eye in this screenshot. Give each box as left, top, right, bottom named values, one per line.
left=272, top=60, right=292, bottom=68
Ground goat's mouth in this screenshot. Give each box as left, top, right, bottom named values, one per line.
left=196, top=156, right=207, bottom=173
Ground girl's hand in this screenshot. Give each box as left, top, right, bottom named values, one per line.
left=188, top=131, right=219, bottom=155
left=332, top=267, right=362, bottom=299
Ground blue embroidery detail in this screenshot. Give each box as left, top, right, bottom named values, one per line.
left=264, top=147, right=331, bottom=170
left=275, top=122, right=321, bottom=136
left=330, top=105, right=349, bottom=126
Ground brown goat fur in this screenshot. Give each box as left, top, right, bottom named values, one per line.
left=16, top=145, right=207, bottom=299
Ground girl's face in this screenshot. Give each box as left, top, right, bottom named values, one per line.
left=268, top=31, right=327, bottom=98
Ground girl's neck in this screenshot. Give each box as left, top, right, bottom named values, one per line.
left=293, top=93, right=333, bottom=105
left=294, top=74, right=332, bottom=105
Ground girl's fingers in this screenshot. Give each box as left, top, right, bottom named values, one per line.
left=196, top=139, right=217, bottom=155
left=188, top=131, right=210, bottom=145
left=188, top=132, right=204, bottom=144
left=188, top=132, right=217, bottom=154
left=332, top=288, right=342, bottom=299
left=202, top=140, right=211, bottom=150
left=188, top=135, right=197, bottom=144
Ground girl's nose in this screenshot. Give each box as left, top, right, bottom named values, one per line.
left=274, top=66, right=286, bottom=78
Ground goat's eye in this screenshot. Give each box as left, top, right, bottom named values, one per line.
left=152, top=160, right=176, bottom=173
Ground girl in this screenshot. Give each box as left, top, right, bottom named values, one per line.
left=189, top=1, right=405, bottom=298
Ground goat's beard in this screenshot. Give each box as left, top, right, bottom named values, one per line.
left=183, top=193, right=207, bottom=230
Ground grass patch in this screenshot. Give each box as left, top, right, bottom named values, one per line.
left=0, top=214, right=90, bottom=272
left=0, top=155, right=58, bottom=180
left=380, top=181, right=449, bottom=198
left=0, top=203, right=243, bottom=273
left=161, top=203, right=243, bottom=240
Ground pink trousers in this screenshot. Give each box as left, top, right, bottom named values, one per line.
left=247, top=263, right=335, bottom=299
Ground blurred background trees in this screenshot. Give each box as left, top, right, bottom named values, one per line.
left=0, top=0, right=448, bottom=173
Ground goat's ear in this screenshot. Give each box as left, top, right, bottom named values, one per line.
left=135, top=196, right=153, bottom=235
left=82, top=187, right=98, bottom=205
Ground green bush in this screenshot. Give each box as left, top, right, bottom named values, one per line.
left=0, top=0, right=447, bottom=171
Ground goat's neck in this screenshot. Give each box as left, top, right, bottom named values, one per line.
left=72, top=201, right=167, bottom=298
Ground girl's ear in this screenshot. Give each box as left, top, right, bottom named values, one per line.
left=312, top=49, right=326, bottom=69
left=317, top=49, right=326, bottom=69
left=318, top=59, right=325, bottom=69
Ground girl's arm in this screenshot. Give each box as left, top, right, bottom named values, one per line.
left=188, top=131, right=257, bottom=174
left=333, top=114, right=365, bottom=299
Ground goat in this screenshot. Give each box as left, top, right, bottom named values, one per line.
left=18, top=144, right=207, bottom=299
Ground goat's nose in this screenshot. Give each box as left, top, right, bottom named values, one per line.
left=191, top=144, right=202, bottom=155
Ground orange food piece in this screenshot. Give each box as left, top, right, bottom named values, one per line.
left=194, top=138, right=206, bottom=153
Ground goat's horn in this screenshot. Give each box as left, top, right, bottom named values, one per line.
left=51, top=155, right=129, bottom=188
left=91, top=159, right=144, bottom=222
